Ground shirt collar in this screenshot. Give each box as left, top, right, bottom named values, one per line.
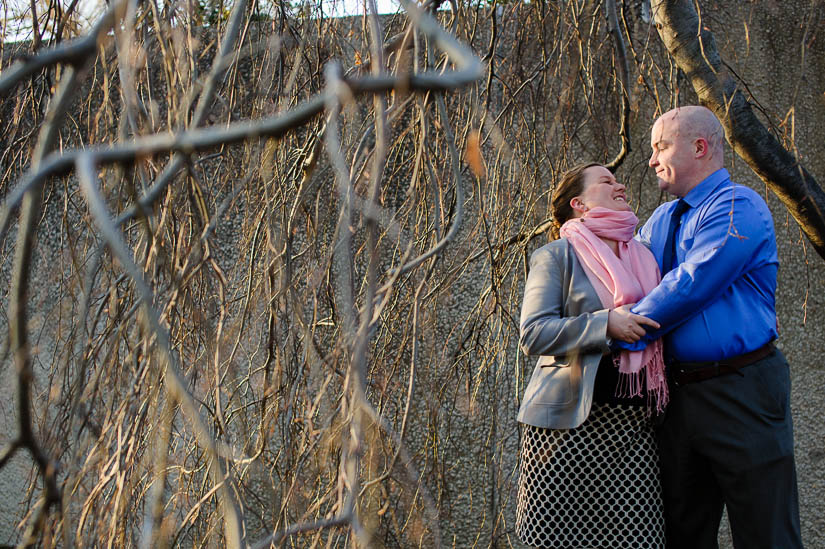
left=681, top=168, right=730, bottom=208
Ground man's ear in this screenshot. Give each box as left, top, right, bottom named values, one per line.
left=694, top=137, right=710, bottom=158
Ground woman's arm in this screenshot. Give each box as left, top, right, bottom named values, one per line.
left=519, top=245, right=661, bottom=357
left=519, top=246, right=611, bottom=357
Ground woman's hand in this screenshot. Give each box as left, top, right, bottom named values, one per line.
left=607, top=304, right=661, bottom=343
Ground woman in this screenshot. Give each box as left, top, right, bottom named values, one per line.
left=515, top=163, right=667, bottom=548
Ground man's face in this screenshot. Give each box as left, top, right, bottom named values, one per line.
left=649, top=115, right=697, bottom=197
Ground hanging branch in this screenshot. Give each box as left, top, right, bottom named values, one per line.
left=604, top=0, right=632, bottom=171
left=0, top=15, right=482, bottom=243
left=0, top=0, right=125, bottom=95
left=0, top=0, right=483, bottom=544
left=2, top=57, right=86, bottom=548
left=76, top=153, right=245, bottom=548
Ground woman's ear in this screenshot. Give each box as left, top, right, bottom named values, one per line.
left=570, top=197, right=587, bottom=216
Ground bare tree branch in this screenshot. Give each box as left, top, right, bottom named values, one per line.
left=6, top=62, right=83, bottom=549
left=0, top=0, right=124, bottom=94
left=604, top=0, right=632, bottom=171
left=76, top=153, right=245, bottom=548
left=651, top=0, right=825, bottom=259
left=2, top=1, right=818, bottom=546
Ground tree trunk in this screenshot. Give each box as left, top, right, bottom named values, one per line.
left=651, top=0, right=825, bottom=261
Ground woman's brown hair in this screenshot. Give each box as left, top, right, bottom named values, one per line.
left=549, top=162, right=603, bottom=240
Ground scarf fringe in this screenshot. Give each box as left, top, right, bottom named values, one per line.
left=612, top=342, right=669, bottom=414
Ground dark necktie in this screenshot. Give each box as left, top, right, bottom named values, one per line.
left=661, top=199, right=689, bottom=275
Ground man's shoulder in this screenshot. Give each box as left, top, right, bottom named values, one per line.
left=698, top=180, right=777, bottom=245
left=704, top=180, right=772, bottom=214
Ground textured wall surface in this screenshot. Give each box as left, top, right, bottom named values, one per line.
left=1, top=1, right=824, bottom=547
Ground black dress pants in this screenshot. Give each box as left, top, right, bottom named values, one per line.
left=656, top=348, right=803, bottom=549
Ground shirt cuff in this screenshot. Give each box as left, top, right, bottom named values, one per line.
left=612, top=339, right=648, bottom=352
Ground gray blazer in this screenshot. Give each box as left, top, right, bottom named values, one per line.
left=517, top=238, right=611, bottom=429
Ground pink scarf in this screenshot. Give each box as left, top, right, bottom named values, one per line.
left=560, top=207, right=668, bottom=413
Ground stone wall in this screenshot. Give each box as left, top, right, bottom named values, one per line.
left=1, top=1, right=823, bottom=546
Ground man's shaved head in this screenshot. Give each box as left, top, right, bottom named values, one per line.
left=649, top=106, right=726, bottom=197
left=659, top=106, right=724, bottom=158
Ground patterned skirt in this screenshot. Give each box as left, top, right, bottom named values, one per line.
left=515, top=402, right=665, bottom=548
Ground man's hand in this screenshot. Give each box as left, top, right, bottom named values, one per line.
left=607, top=304, right=661, bottom=343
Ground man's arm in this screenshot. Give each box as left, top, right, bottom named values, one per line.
left=632, top=189, right=774, bottom=338
left=521, top=246, right=660, bottom=355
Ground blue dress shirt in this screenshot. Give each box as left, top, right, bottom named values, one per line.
left=618, top=168, right=779, bottom=362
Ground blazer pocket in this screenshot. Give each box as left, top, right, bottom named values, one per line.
left=522, top=363, right=577, bottom=406
left=539, top=355, right=571, bottom=368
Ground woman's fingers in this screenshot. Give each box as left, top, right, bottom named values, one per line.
left=633, top=313, right=661, bottom=330
left=608, top=306, right=660, bottom=343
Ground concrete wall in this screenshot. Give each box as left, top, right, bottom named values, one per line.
left=1, top=1, right=823, bottom=546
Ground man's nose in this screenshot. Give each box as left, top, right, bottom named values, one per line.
left=649, top=151, right=658, bottom=167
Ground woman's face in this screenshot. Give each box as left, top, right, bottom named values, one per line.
left=571, top=165, right=631, bottom=216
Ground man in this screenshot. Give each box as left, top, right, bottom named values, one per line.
left=617, top=106, right=803, bottom=548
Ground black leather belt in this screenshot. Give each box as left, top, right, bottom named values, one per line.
left=669, top=341, right=775, bottom=387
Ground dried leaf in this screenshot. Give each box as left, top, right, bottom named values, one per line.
left=465, top=129, right=486, bottom=179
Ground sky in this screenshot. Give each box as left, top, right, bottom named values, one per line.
left=1, top=0, right=406, bottom=43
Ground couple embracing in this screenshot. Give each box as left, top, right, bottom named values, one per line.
left=515, top=106, right=802, bottom=549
